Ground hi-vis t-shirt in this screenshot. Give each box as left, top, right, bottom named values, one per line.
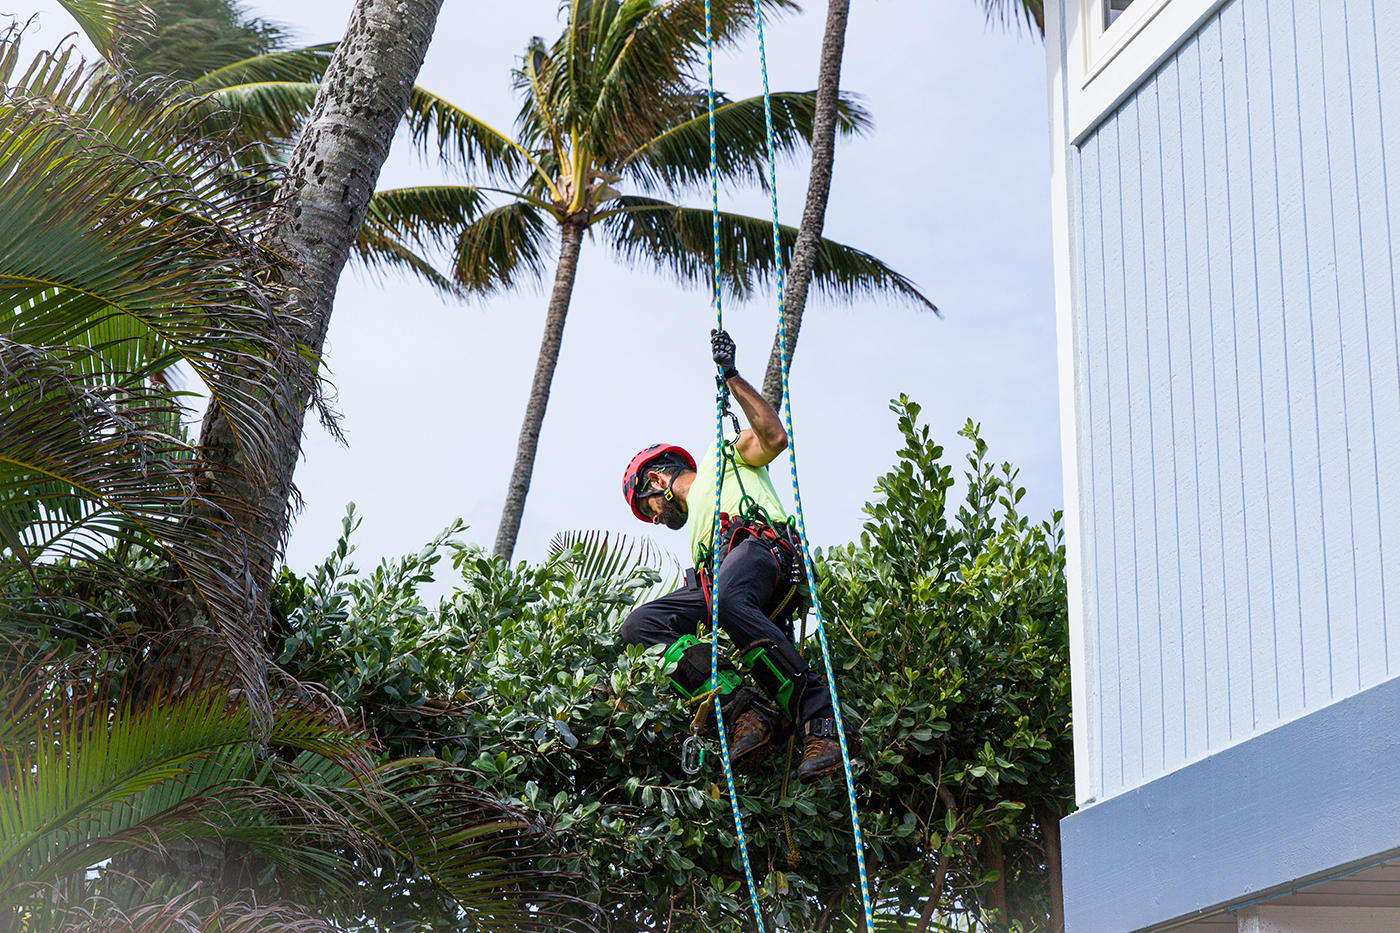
left=684, top=435, right=789, bottom=566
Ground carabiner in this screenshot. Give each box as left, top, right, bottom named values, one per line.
left=681, top=734, right=707, bottom=775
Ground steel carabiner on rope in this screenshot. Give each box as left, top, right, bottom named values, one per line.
left=715, top=375, right=742, bottom=437
left=681, top=733, right=707, bottom=775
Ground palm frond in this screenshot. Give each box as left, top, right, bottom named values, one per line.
left=0, top=35, right=311, bottom=484
left=978, top=0, right=1046, bottom=36
left=449, top=200, right=553, bottom=296
left=404, top=87, right=528, bottom=183
left=599, top=196, right=939, bottom=311
left=184, top=43, right=335, bottom=95
left=114, top=0, right=290, bottom=84
left=0, top=636, right=593, bottom=931
left=351, top=185, right=499, bottom=298
left=0, top=340, right=275, bottom=698
left=352, top=226, right=459, bottom=299
left=52, top=0, right=155, bottom=62
left=0, top=651, right=371, bottom=903
left=40, top=893, right=334, bottom=933
left=586, top=0, right=799, bottom=147
left=620, top=89, right=871, bottom=193
left=316, top=761, right=599, bottom=933
left=174, top=45, right=332, bottom=152
left=549, top=529, right=683, bottom=602
left=512, top=0, right=797, bottom=159
left=366, top=185, right=493, bottom=252
left=184, top=79, right=319, bottom=155
left=181, top=46, right=527, bottom=183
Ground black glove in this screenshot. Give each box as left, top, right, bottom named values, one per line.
left=711, top=328, right=738, bottom=381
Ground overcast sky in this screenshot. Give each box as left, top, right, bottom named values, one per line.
left=17, top=0, right=1060, bottom=580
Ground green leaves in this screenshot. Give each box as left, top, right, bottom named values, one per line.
left=0, top=634, right=594, bottom=932
left=269, top=398, right=1068, bottom=930
left=52, top=0, right=155, bottom=62
left=814, top=396, right=1071, bottom=927
left=0, top=34, right=311, bottom=702
left=0, top=651, right=369, bottom=914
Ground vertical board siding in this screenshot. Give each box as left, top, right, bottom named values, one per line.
left=1071, top=0, right=1400, bottom=798
left=1374, top=0, right=1400, bottom=679
left=1139, top=76, right=1177, bottom=777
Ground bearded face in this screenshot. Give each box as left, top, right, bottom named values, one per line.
left=651, top=495, right=687, bottom=530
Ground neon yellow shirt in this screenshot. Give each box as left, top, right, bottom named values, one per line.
left=684, top=435, right=789, bottom=566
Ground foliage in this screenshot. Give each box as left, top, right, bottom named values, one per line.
left=435, top=0, right=935, bottom=308
left=977, top=0, right=1045, bottom=36
left=0, top=31, right=594, bottom=929
left=114, top=0, right=288, bottom=84
left=0, top=625, right=595, bottom=933
left=273, top=398, right=1070, bottom=931
left=812, top=397, right=1071, bottom=929
left=0, top=28, right=319, bottom=706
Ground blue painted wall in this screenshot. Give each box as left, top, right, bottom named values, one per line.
left=1070, top=0, right=1400, bottom=799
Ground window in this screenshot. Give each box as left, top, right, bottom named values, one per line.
left=1104, top=0, right=1138, bottom=29
left=1065, top=0, right=1228, bottom=143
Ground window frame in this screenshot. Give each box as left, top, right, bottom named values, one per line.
left=1065, top=0, right=1231, bottom=143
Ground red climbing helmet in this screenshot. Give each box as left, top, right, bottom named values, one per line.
left=622, top=444, right=696, bottom=522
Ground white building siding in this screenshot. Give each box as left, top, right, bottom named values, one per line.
left=1069, top=0, right=1400, bottom=800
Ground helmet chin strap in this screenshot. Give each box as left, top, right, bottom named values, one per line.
left=643, top=469, right=683, bottom=510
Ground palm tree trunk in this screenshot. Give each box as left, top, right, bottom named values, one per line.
left=493, top=220, right=587, bottom=562
left=760, top=0, right=851, bottom=408
left=194, top=0, right=445, bottom=630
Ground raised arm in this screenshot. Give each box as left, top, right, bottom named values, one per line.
left=712, top=329, right=787, bottom=467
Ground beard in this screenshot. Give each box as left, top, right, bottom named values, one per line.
left=654, top=498, right=687, bottom=530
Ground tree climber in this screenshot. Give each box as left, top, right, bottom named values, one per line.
left=618, top=329, right=842, bottom=782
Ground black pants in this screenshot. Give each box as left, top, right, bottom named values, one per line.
left=618, top=537, right=833, bottom=724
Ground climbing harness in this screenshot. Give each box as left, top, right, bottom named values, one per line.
left=700, top=2, right=876, bottom=930
left=698, top=511, right=810, bottom=628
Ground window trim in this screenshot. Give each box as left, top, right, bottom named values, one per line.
left=1065, top=0, right=1231, bottom=144
left=1082, top=0, right=1174, bottom=85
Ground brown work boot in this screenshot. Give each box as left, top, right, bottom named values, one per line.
left=797, top=715, right=841, bottom=782
left=728, top=707, right=774, bottom=772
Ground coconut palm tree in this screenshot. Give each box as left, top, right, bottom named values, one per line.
left=1, top=28, right=599, bottom=926
left=52, top=0, right=518, bottom=298
left=446, top=0, right=938, bottom=561
left=47, top=0, right=934, bottom=567
left=45, top=0, right=467, bottom=624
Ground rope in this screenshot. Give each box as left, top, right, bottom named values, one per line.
left=704, top=1, right=767, bottom=928
left=699, top=4, right=875, bottom=930
left=752, top=2, right=877, bottom=929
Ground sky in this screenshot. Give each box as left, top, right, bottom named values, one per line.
left=15, top=0, right=1061, bottom=581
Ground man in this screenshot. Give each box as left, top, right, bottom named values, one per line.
left=618, top=329, right=842, bottom=782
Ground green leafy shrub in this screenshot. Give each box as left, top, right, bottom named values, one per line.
left=274, top=397, right=1071, bottom=931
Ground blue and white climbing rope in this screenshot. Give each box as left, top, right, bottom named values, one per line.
left=704, top=1, right=768, bottom=928
left=699, top=2, right=877, bottom=930
left=751, top=1, right=875, bottom=928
